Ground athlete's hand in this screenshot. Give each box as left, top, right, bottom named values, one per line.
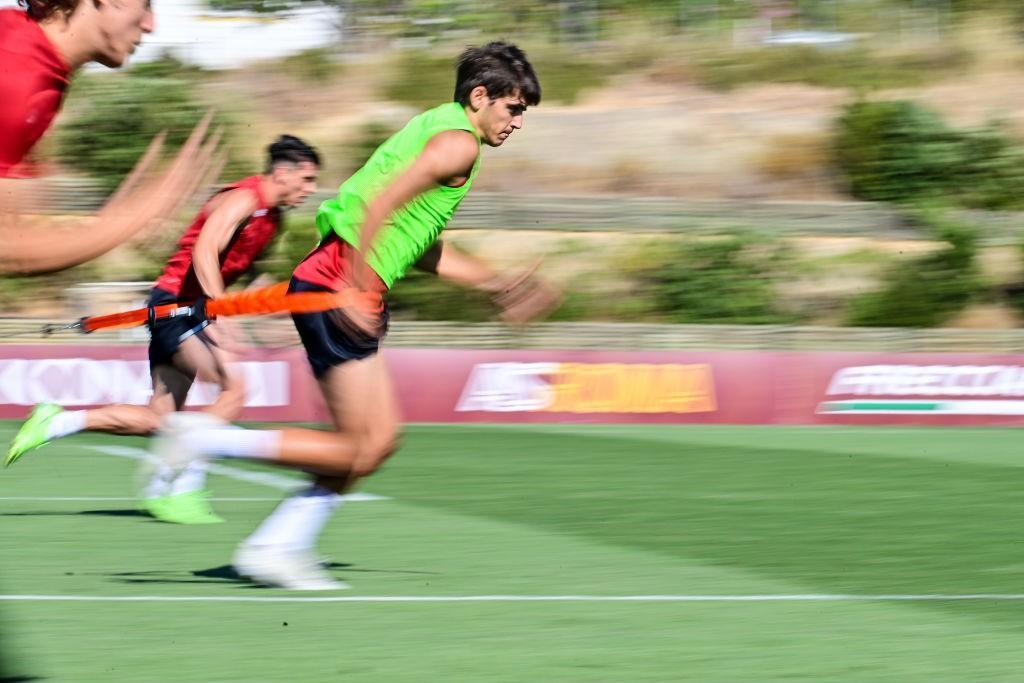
left=332, top=295, right=386, bottom=340
left=491, top=261, right=562, bottom=325
left=0, top=112, right=224, bottom=274
left=242, top=276, right=301, bottom=347
left=206, top=316, right=248, bottom=356
left=247, top=318, right=301, bottom=347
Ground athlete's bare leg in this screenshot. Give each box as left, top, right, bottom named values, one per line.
left=311, top=352, right=401, bottom=492
left=171, top=331, right=247, bottom=423
left=81, top=333, right=246, bottom=435
left=227, top=353, right=399, bottom=590
left=82, top=365, right=188, bottom=436
left=256, top=353, right=400, bottom=477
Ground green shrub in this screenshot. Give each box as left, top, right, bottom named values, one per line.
left=834, top=100, right=1024, bottom=209
left=57, top=74, right=245, bottom=192
left=846, top=207, right=983, bottom=327
left=631, top=234, right=797, bottom=325
left=954, top=124, right=1024, bottom=209
left=833, top=100, right=960, bottom=203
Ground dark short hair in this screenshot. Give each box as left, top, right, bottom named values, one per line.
left=454, top=42, right=541, bottom=107
left=18, top=0, right=80, bottom=21
left=266, top=135, right=320, bottom=173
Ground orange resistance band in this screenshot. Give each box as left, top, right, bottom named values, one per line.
left=78, top=282, right=384, bottom=333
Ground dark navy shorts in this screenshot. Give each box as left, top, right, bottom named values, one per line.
left=289, top=278, right=389, bottom=379
left=147, top=287, right=214, bottom=368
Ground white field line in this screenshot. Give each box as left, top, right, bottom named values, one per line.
left=2, top=594, right=1024, bottom=603
left=83, top=445, right=388, bottom=501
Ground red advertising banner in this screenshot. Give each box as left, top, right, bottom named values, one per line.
left=2, top=346, right=1023, bottom=426
left=796, top=352, right=1024, bottom=427
left=386, top=349, right=777, bottom=425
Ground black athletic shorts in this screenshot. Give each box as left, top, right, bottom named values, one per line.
left=147, top=287, right=215, bottom=368
left=289, top=278, right=389, bottom=379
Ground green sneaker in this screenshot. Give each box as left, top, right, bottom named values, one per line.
left=141, top=496, right=168, bottom=519
left=5, top=403, right=63, bottom=467
left=145, top=490, right=224, bottom=525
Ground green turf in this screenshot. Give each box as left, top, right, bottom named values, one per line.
left=2, top=423, right=1024, bottom=681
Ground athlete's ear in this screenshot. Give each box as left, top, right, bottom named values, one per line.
left=268, top=163, right=286, bottom=186
left=468, top=85, right=490, bottom=112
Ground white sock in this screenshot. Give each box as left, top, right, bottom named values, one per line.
left=169, top=460, right=209, bottom=496
left=144, top=463, right=174, bottom=499
left=46, top=410, right=87, bottom=440
left=244, top=484, right=343, bottom=552
left=181, top=426, right=281, bottom=460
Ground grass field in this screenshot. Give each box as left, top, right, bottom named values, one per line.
left=3, top=422, right=1024, bottom=682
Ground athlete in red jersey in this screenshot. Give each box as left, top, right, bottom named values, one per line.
left=155, top=175, right=284, bottom=302
left=0, top=7, right=70, bottom=178
left=6, top=136, right=321, bottom=524
left=0, top=0, right=219, bottom=274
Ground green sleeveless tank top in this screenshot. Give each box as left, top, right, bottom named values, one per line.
left=315, top=102, right=481, bottom=287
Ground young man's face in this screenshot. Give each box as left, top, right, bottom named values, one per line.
left=94, top=0, right=154, bottom=68
left=274, top=161, right=319, bottom=208
left=476, top=91, right=528, bottom=148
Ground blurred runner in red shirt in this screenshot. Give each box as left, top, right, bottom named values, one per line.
left=0, top=0, right=219, bottom=274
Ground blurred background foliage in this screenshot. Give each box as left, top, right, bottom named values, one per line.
left=26, top=0, right=1024, bottom=327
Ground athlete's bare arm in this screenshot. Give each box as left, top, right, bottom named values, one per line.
left=415, top=239, right=499, bottom=287
left=418, top=240, right=561, bottom=323
left=189, top=185, right=260, bottom=355
left=192, top=187, right=260, bottom=299
left=351, top=130, right=479, bottom=289
left=0, top=115, right=222, bottom=274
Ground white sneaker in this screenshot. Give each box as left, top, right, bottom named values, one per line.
left=233, top=543, right=349, bottom=591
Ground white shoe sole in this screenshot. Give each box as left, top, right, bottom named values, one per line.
left=233, top=545, right=350, bottom=591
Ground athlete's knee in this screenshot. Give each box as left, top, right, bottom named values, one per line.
left=353, top=428, right=401, bottom=478
left=211, top=378, right=247, bottom=421
left=222, top=371, right=247, bottom=397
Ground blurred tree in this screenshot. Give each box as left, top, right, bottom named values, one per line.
left=56, top=75, right=244, bottom=192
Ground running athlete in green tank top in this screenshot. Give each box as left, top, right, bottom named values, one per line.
left=152, top=42, right=562, bottom=590
left=316, top=101, right=482, bottom=288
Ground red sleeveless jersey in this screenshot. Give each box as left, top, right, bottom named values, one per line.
left=0, top=9, right=71, bottom=178
left=155, top=176, right=281, bottom=300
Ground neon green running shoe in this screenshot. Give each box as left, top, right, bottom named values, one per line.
left=144, top=490, right=224, bottom=525
left=5, top=403, right=63, bottom=467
